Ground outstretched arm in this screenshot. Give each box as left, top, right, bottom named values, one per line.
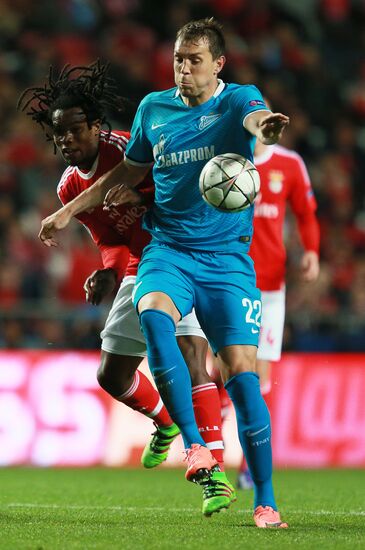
left=244, top=111, right=290, bottom=145
left=39, top=161, right=149, bottom=246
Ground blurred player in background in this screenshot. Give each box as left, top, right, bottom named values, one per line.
left=216, top=116, right=320, bottom=489
left=38, top=19, right=289, bottom=528
left=19, top=61, right=234, bottom=516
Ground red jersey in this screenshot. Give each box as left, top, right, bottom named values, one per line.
left=250, top=145, right=320, bottom=291
left=57, top=130, right=152, bottom=280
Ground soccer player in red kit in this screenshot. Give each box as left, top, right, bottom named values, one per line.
left=18, top=61, right=235, bottom=515
left=218, top=134, right=320, bottom=489
left=251, top=143, right=320, bottom=379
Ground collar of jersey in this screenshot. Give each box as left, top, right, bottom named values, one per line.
left=254, top=145, right=275, bottom=166
left=173, top=79, right=225, bottom=108
left=76, top=154, right=99, bottom=179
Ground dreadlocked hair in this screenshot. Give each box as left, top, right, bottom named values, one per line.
left=17, top=60, right=128, bottom=143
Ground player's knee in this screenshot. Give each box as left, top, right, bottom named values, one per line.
left=97, top=352, right=134, bottom=396
left=138, top=293, right=180, bottom=324
left=256, top=359, right=271, bottom=384
left=96, top=360, right=112, bottom=392
left=97, top=357, right=118, bottom=394
left=218, top=345, right=257, bottom=381
left=233, top=358, right=256, bottom=375
left=140, top=309, right=176, bottom=351
left=96, top=363, right=105, bottom=386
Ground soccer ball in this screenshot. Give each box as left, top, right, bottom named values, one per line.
left=199, top=153, right=260, bottom=212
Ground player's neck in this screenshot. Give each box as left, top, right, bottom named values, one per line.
left=181, top=79, right=220, bottom=107
left=77, top=151, right=99, bottom=172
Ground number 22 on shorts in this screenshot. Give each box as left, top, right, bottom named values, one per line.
left=242, top=298, right=261, bottom=334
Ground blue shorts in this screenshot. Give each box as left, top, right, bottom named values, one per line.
left=133, top=241, right=261, bottom=354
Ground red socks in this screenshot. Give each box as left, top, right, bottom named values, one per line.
left=117, top=369, right=230, bottom=472
left=192, top=383, right=225, bottom=470
left=117, top=370, right=173, bottom=427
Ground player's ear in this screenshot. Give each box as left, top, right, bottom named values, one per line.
left=93, top=119, right=101, bottom=135
left=214, top=55, right=226, bottom=75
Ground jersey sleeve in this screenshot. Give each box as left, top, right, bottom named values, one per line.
left=57, top=178, right=129, bottom=282
left=230, top=85, right=269, bottom=127
left=57, top=173, right=74, bottom=206
left=288, top=155, right=320, bottom=254
left=76, top=215, right=130, bottom=282
left=98, top=243, right=130, bottom=282
left=125, top=96, right=154, bottom=166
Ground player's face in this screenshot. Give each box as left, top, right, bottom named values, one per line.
left=173, top=38, right=225, bottom=105
left=52, top=107, right=100, bottom=169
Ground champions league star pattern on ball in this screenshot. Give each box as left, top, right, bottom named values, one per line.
left=199, top=152, right=260, bottom=213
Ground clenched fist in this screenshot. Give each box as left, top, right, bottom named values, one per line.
left=84, top=268, right=118, bottom=305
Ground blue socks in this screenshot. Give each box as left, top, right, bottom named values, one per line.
left=139, top=309, right=206, bottom=449
left=225, top=371, right=276, bottom=509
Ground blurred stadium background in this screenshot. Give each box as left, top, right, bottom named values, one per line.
left=0, top=0, right=365, bottom=469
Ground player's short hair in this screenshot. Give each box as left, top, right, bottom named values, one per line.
left=176, top=17, right=225, bottom=59
left=17, top=60, right=128, bottom=143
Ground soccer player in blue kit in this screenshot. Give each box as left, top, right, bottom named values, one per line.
left=40, top=18, right=289, bottom=528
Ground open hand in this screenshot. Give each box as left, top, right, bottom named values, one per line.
left=258, top=113, right=290, bottom=144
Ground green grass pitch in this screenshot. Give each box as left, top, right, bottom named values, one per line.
left=0, top=467, right=364, bottom=549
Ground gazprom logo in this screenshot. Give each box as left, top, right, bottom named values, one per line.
left=152, top=132, right=215, bottom=167
left=157, top=145, right=215, bottom=167
left=198, top=114, right=221, bottom=130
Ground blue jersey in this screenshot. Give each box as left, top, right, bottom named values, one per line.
left=125, top=81, right=269, bottom=252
